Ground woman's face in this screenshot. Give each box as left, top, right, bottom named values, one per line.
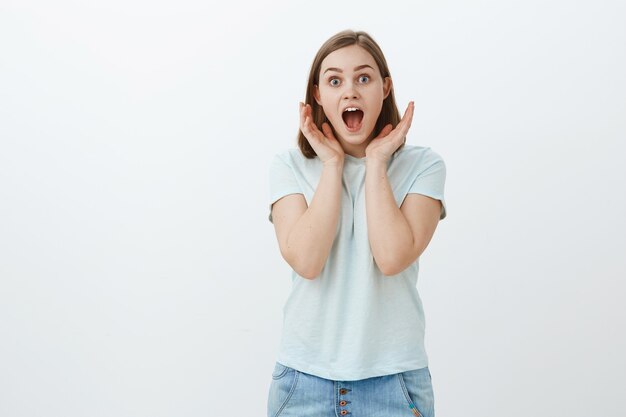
left=314, top=44, right=391, bottom=156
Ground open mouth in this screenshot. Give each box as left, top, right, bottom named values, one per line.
left=342, top=108, right=364, bottom=132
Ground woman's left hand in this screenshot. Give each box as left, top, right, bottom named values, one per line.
left=365, top=101, right=414, bottom=164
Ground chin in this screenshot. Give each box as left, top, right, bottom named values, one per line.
left=343, top=125, right=376, bottom=142
left=341, top=134, right=371, bottom=146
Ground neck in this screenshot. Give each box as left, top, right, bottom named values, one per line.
left=338, top=131, right=376, bottom=158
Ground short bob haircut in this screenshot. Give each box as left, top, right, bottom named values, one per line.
left=298, top=29, right=403, bottom=159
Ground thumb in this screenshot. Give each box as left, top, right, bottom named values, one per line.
left=374, top=124, right=393, bottom=140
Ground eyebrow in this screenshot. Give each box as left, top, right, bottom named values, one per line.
left=322, top=64, right=374, bottom=75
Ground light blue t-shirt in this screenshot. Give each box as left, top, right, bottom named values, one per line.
left=268, top=144, right=447, bottom=381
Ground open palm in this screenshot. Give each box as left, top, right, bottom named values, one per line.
left=365, top=101, right=414, bottom=163
left=300, top=102, right=345, bottom=165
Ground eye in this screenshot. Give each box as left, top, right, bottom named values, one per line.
left=329, top=78, right=340, bottom=86
left=358, top=75, right=370, bottom=83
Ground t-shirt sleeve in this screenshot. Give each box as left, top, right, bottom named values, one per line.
left=268, top=153, right=303, bottom=223
left=408, top=154, right=447, bottom=220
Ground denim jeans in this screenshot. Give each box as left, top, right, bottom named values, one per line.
left=267, top=362, right=435, bottom=417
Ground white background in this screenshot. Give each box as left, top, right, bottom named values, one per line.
left=1, top=0, right=625, bottom=416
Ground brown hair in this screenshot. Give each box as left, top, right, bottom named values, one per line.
left=298, top=29, right=402, bottom=158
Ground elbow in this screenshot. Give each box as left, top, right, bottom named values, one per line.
left=297, top=268, right=321, bottom=280
left=282, top=251, right=323, bottom=280
left=292, top=261, right=322, bottom=280
left=375, top=253, right=419, bottom=277
left=378, top=262, right=405, bottom=277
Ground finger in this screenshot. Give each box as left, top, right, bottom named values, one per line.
left=300, top=108, right=313, bottom=136
left=302, top=114, right=314, bottom=135
left=299, top=102, right=306, bottom=127
left=305, top=112, right=322, bottom=135
left=321, top=122, right=337, bottom=141
left=305, top=104, right=319, bottom=132
left=398, top=103, right=415, bottom=144
left=406, top=101, right=415, bottom=128
left=374, top=123, right=393, bottom=140
left=303, top=115, right=323, bottom=145
left=404, top=101, right=415, bottom=127
left=301, top=104, right=320, bottom=138
left=398, top=101, right=413, bottom=126
left=302, top=104, right=313, bottom=129
left=305, top=105, right=326, bottom=135
left=397, top=102, right=414, bottom=136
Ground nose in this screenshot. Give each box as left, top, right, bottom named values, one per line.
left=342, top=81, right=360, bottom=100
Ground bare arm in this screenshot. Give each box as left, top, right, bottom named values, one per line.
left=271, top=162, right=343, bottom=279
left=365, top=158, right=441, bottom=276
left=270, top=102, right=345, bottom=279
left=364, top=101, right=441, bottom=275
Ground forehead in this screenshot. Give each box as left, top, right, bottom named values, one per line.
left=320, top=44, right=379, bottom=73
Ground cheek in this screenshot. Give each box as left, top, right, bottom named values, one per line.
left=319, top=99, right=340, bottom=119
left=363, top=86, right=383, bottom=108
left=320, top=106, right=339, bottom=124
left=365, top=103, right=382, bottom=124
left=320, top=92, right=338, bottom=108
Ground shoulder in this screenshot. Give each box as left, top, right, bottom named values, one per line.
left=392, top=144, right=445, bottom=169
left=270, top=148, right=320, bottom=172
left=271, top=148, right=310, bottom=165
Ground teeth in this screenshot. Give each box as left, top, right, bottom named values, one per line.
left=344, top=107, right=360, bottom=112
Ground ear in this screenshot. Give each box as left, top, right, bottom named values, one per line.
left=313, top=85, right=322, bottom=105
left=383, top=77, right=392, bottom=99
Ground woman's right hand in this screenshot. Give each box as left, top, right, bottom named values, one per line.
left=300, top=102, right=345, bottom=166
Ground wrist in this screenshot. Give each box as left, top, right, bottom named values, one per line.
left=322, top=158, right=344, bottom=171
left=365, top=157, right=388, bottom=171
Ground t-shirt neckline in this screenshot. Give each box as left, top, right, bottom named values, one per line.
left=344, top=153, right=367, bottom=164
